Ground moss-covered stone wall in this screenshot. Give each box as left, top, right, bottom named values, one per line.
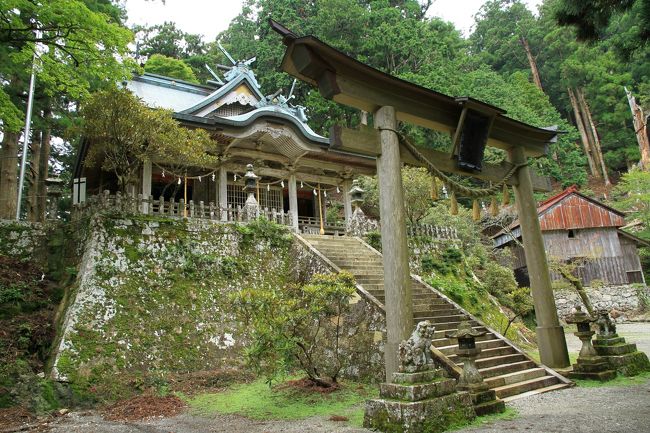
left=51, top=215, right=386, bottom=400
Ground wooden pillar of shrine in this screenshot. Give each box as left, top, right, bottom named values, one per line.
left=288, top=174, right=299, bottom=232
left=342, top=179, right=353, bottom=223
left=141, top=159, right=152, bottom=213
left=509, top=146, right=570, bottom=368
left=375, top=106, right=413, bottom=381
left=219, top=166, right=228, bottom=221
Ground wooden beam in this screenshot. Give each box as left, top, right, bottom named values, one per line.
left=224, top=163, right=342, bottom=185
left=330, top=126, right=552, bottom=192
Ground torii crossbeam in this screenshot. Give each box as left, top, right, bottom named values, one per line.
left=270, top=19, right=570, bottom=380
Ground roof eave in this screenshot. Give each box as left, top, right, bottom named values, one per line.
left=271, top=22, right=556, bottom=158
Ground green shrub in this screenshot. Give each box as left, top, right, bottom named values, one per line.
left=230, top=272, right=357, bottom=387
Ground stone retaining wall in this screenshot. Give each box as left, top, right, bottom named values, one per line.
left=555, top=285, right=650, bottom=321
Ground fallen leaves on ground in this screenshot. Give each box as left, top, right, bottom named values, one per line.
left=102, top=395, right=185, bottom=422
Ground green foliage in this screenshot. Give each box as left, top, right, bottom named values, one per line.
left=189, top=378, right=376, bottom=424
left=0, top=0, right=133, bottom=133
left=144, top=54, right=199, bottom=83
left=359, top=166, right=433, bottom=223
left=230, top=271, right=356, bottom=387
left=80, top=87, right=218, bottom=191
left=235, top=217, right=294, bottom=249
left=364, top=230, right=382, bottom=251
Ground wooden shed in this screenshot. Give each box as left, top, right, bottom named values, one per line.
left=493, top=186, right=648, bottom=287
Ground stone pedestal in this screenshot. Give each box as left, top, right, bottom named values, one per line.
left=364, top=368, right=475, bottom=433
left=567, top=356, right=617, bottom=381
left=455, top=348, right=505, bottom=416
left=593, top=334, right=650, bottom=376
left=567, top=329, right=616, bottom=381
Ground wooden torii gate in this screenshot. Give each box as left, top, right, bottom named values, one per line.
left=270, top=20, right=570, bottom=380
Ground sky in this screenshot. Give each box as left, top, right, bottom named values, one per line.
left=125, top=0, right=544, bottom=42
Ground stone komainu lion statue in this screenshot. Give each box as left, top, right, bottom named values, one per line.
left=596, top=308, right=616, bottom=337
left=398, top=320, right=436, bottom=373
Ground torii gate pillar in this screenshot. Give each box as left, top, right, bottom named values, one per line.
left=375, top=106, right=413, bottom=381
left=510, top=146, right=570, bottom=368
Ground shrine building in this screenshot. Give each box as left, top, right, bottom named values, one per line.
left=72, top=54, right=375, bottom=233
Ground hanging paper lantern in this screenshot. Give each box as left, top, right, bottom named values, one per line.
left=178, top=178, right=181, bottom=185
left=267, top=184, right=270, bottom=191
left=234, top=174, right=238, bottom=182
left=198, top=176, right=202, bottom=182
left=212, top=173, right=216, bottom=182
left=450, top=191, right=458, bottom=215
left=472, top=199, right=480, bottom=221
left=300, top=181, right=304, bottom=188
left=323, top=190, right=327, bottom=197
left=313, top=189, right=317, bottom=196
left=336, top=185, right=340, bottom=193
left=281, top=180, right=285, bottom=188
left=502, top=183, right=510, bottom=206
left=430, top=177, right=438, bottom=200
left=162, top=170, right=165, bottom=178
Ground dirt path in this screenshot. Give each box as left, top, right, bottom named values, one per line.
left=41, top=322, right=650, bottom=433
left=45, top=377, right=650, bottom=433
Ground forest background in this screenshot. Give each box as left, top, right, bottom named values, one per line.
left=0, top=0, right=649, bottom=238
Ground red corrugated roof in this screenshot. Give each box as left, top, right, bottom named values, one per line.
left=492, top=185, right=625, bottom=240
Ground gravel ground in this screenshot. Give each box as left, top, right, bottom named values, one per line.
left=44, top=379, right=650, bottom=433
left=454, top=379, right=650, bottom=433
left=564, top=322, right=650, bottom=354
left=41, top=322, right=650, bottom=433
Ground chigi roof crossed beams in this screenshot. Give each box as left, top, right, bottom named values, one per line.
left=124, top=49, right=376, bottom=186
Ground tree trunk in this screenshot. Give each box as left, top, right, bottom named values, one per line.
left=577, top=88, right=610, bottom=185
left=37, top=110, right=52, bottom=221
left=0, top=132, right=20, bottom=219
left=27, top=131, right=41, bottom=222
left=625, top=87, right=650, bottom=170
left=558, top=266, right=594, bottom=316
left=568, top=87, right=598, bottom=176
left=520, top=36, right=543, bottom=92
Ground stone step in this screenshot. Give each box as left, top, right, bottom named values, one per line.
left=432, top=333, right=495, bottom=348
left=484, top=367, right=547, bottom=389
left=303, top=235, right=569, bottom=402
left=416, top=314, right=469, bottom=325
left=424, top=320, right=480, bottom=331
left=471, top=353, right=528, bottom=370
left=448, top=346, right=516, bottom=363
left=501, top=383, right=569, bottom=403
left=478, top=360, right=537, bottom=379
left=438, top=339, right=505, bottom=356
left=493, top=375, right=559, bottom=399
left=433, top=326, right=487, bottom=339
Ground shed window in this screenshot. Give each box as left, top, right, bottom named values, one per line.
left=568, top=229, right=576, bottom=238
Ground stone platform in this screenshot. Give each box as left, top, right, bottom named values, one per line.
left=567, top=356, right=616, bottom=382
left=594, top=334, right=650, bottom=376
left=364, top=369, right=475, bottom=433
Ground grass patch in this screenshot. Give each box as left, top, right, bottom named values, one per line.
left=574, top=371, right=650, bottom=388
left=526, top=349, right=578, bottom=365
left=188, top=378, right=377, bottom=425
left=449, top=407, right=518, bottom=431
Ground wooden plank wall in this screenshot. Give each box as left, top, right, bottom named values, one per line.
left=507, top=228, right=640, bottom=286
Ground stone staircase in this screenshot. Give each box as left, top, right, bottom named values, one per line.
left=300, top=234, right=572, bottom=402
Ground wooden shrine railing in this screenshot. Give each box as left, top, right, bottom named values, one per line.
left=72, top=191, right=458, bottom=240
left=72, top=190, right=292, bottom=226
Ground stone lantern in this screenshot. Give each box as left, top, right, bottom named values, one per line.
left=446, top=321, right=487, bottom=391
left=348, top=179, right=364, bottom=211
left=566, top=305, right=597, bottom=358
left=243, top=163, right=260, bottom=220
left=45, top=177, right=64, bottom=220
left=446, top=320, right=505, bottom=416
left=566, top=305, right=616, bottom=381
